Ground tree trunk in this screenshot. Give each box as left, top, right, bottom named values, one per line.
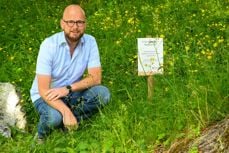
left=155, top=116, right=229, bottom=153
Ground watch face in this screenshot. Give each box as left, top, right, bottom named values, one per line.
left=66, top=85, right=72, bottom=93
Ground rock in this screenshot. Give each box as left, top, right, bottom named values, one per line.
left=156, top=116, right=229, bottom=153
left=0, top=82, right=27, bottom=138
left=190, top=117, right=229, bottom=153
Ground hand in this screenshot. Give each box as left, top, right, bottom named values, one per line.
left=62, top=109, right=78, bottom=131
left=45, top=87, right=69, bottom=101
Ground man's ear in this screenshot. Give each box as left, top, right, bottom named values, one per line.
left=60, top=19, right=64, bottom=30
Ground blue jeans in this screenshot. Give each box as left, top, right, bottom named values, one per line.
left=33, top=85, right=110, bottom=138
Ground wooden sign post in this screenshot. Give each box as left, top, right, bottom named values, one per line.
left=147, top=75, right=153, bottom=101
left=137, top=36, right=163, bottom=101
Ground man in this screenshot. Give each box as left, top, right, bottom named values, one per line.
left=30, top=5, right=110, bottom=142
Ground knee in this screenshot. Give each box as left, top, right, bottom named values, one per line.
left=101, top=86, right=111, bottom=104
left=93, top=85, right=111, bottom=104
left=47, top=109, right=63, bottom=128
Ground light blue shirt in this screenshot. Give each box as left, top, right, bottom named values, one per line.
left=30, top=31, right=101, bottom=102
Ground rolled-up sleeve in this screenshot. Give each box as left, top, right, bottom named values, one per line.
left=87, top=37, right=101, bottom=68
left=36, top=39, right=53, bottom=75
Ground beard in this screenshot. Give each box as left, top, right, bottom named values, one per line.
left=65, top=31, right=84, bottom=43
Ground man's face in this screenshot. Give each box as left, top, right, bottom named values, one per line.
left=61, top=8, right=86, bottom=43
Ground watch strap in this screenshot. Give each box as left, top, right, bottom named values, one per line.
left=66, top=85, right=72, bottom=94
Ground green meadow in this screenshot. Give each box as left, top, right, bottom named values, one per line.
left=0, top=0, right=228, bottom=152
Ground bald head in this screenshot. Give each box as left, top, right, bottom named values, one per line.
left=62, top=5, right=86, bottom=20
left=60, top=5, right=86, bottom=45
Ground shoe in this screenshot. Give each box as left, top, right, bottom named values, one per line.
left=34, top=133, right=45, bottom=144
left=37, top=136, right=44, bottom=144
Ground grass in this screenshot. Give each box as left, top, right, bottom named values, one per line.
left=0, top=0, right=228, bottom=152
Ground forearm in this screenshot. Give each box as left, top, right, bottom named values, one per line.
left=39, top=88, right=71, bottom=115
left=39, top=87, right=77, bottom=127
left=36, top=74, right=77, bottom=127
left=71, top=74, right=101, bottom=92
left=39, top=89, right=77, bottom=127
left=47, top=99, right=71, bottom=115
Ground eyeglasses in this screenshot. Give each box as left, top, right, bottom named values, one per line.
left=62, top=19, right=85, bottom=27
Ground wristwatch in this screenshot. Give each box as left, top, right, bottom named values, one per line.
left=66, top=85, right=72, bottom=94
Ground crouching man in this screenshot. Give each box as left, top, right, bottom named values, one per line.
left=30, top=4, right=110, bottom=142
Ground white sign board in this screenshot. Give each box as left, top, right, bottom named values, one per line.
left=138, top=38, right=163, bottom=76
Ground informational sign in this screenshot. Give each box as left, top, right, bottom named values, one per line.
left=138, top=38, right=163, bottom=76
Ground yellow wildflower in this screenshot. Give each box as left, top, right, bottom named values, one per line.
left=185, top=46, right=190, bottom=51
left=213, top=42, right=218, bottom=48
left=207, top=55, right=212, bottom=59
left=218, top=39, right=224, bottom=43
left=10, top=56, right=15, bottom=60
left=160, top=34, right=165, bottom=38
